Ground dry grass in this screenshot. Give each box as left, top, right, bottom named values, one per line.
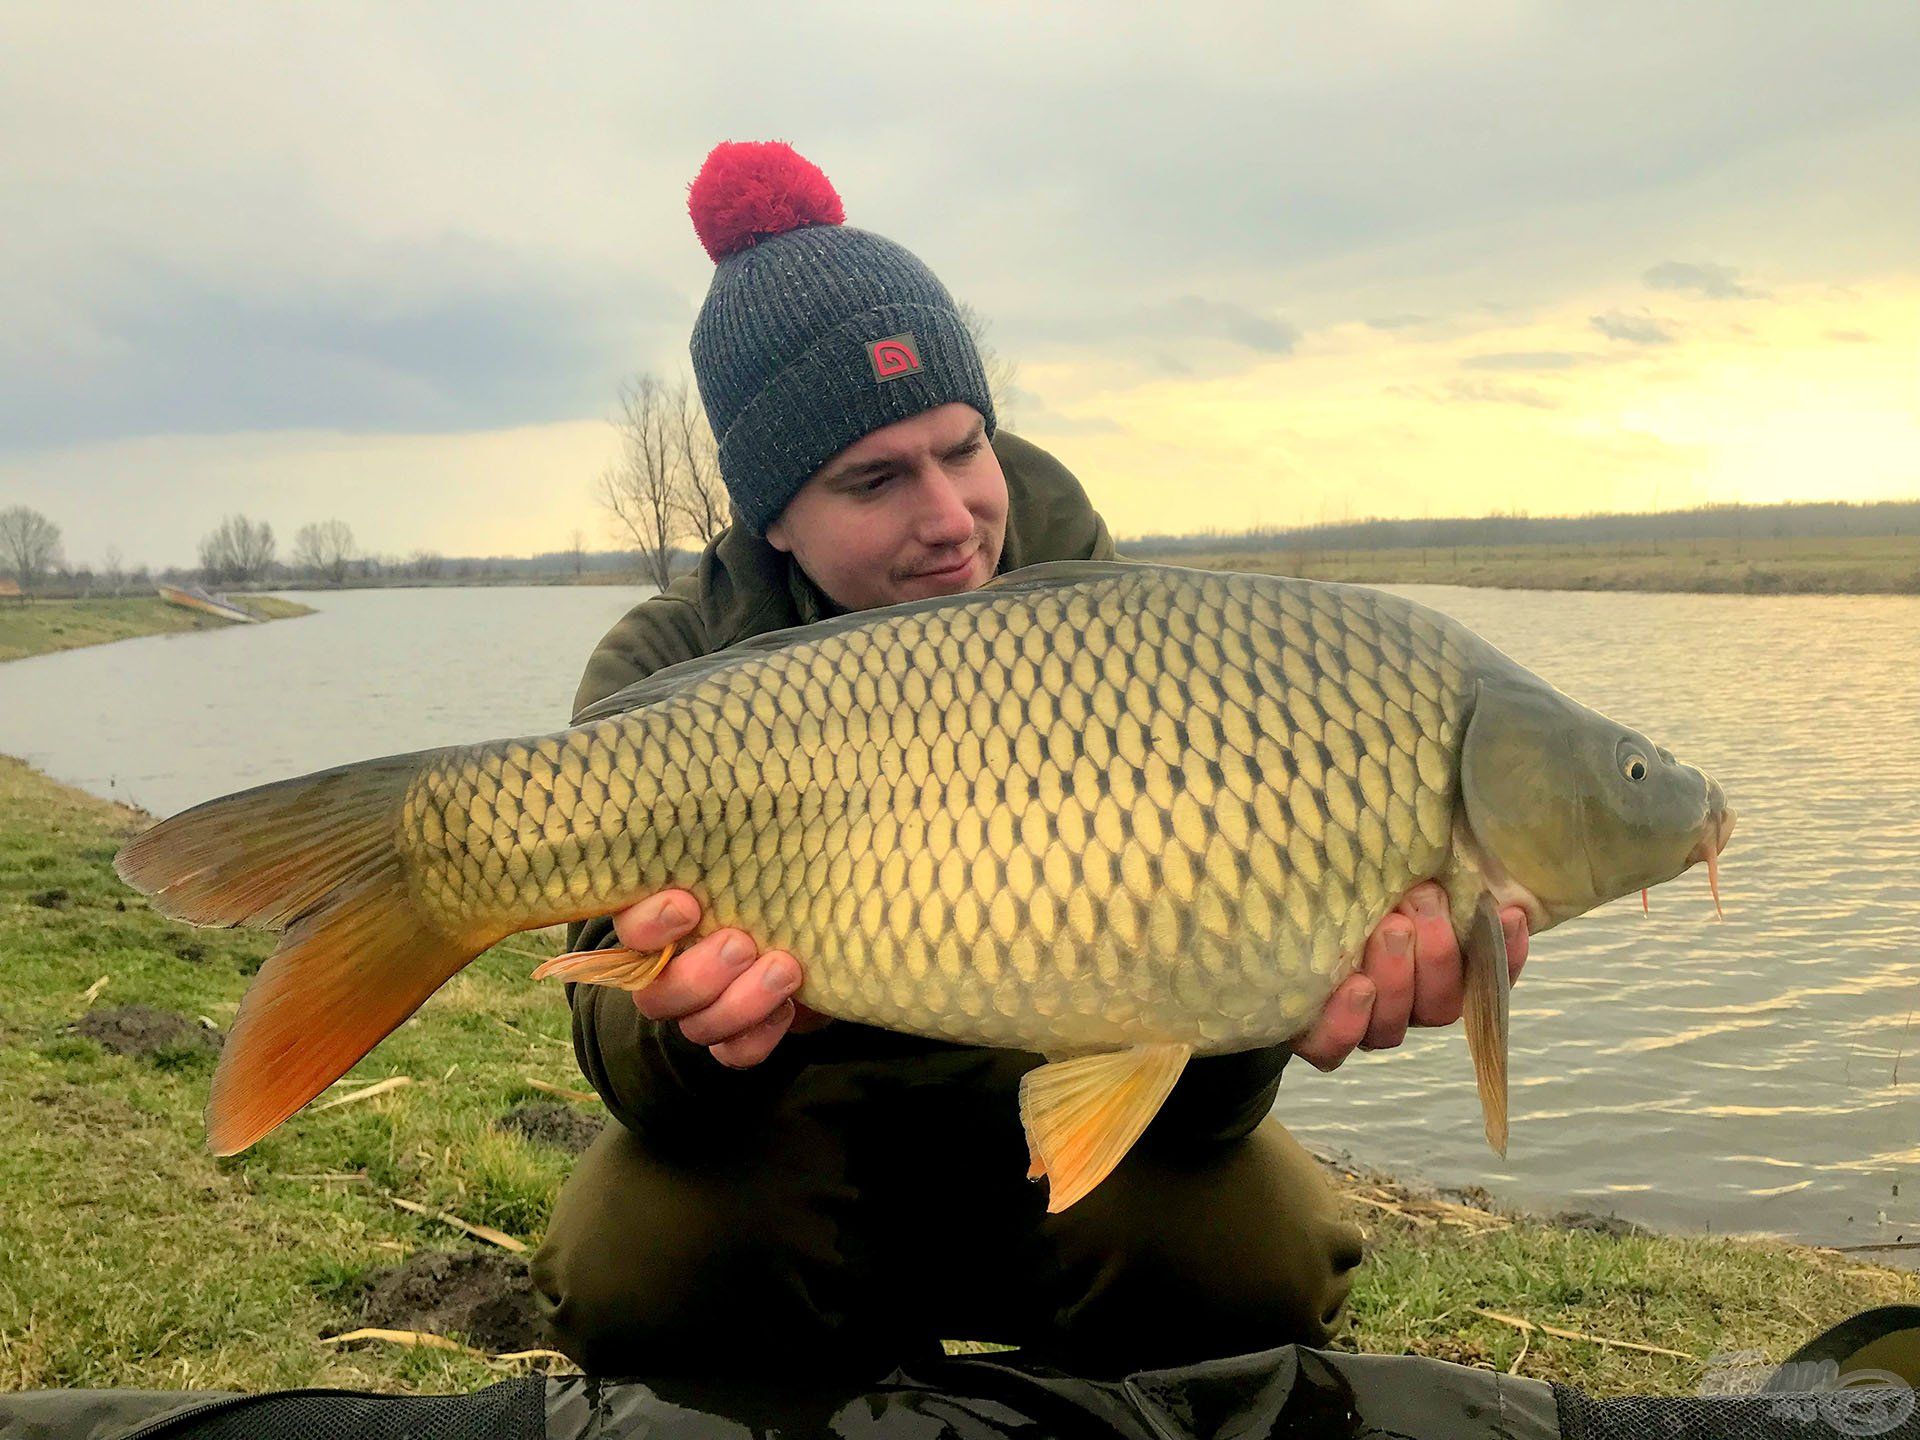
left=1151, top=533, right=1920, bottom=596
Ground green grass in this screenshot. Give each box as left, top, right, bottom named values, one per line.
left=1152, top=533, right=1920, bottom=595
left=1329, top=1169, right=1917, bottom=1392
left=1, top=754, right=1913, bottom=1396
left=0, top=754, right=584, bottom=1393
left=0, top=595, right=313, bottom=664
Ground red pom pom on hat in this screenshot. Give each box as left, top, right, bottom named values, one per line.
left=688, top=141, right=845, bottom=263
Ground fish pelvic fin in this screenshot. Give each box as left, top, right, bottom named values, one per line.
left=114, top=754, right=494, bottom=1155
left=1018, top=1043, right=1191, bottom=1213
left=1463, top=890, right=1511, bottom=1158
left=532, top=941, right=677, bottom=991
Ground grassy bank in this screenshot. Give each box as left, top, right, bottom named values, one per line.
left=2, top=754, right=1913, bottom=1397
left=1155, top=532, right=1920, bottom=595
left=0, top=595, right=314, bottom=664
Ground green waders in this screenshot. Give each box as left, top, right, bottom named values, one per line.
left=530, top=1045, right=1364, bottom=1381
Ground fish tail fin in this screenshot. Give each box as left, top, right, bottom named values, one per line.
left=1463, top=891, right=1511, bottom=1158
left=114, top=755, right=495, bottom=1155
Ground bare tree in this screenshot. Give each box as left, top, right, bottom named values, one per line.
left=198, top=515, right=276, bottom=585
left=292, top=519, right=356, bottom=584
left=408, top=549, right=444, bottom=580
left=100, top=546, right=126, bottom=597
left=957, top=301, right=1018, bottom=430
left=0, top=506, right=64, bottom=596
left=599, top=375, right=682, bottom=590
left=669, top=379, right=730, bottom=546
left=566, top=528, right=587, bottom=578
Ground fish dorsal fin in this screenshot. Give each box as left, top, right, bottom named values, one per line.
left=1019, top=1043, right=1191, bottom=1212
left=979, top=558, right=1150, bottom=592
left=1463, top=891, right=1511, bottom=1157
left=571, top=560, right=1161, bottom=724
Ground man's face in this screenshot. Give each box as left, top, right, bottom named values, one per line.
left=764, top=402, right=1008, bottom=613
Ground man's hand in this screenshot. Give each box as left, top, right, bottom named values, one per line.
left=609, top=890, right=830, bottom=1068
left=1290, top=881, right=1529, bottom=1071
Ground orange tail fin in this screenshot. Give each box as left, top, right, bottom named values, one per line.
left=115, top=755, right=492, bottom=1155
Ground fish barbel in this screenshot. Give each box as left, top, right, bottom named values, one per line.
left=115, top=561, right=1733, bottom=1210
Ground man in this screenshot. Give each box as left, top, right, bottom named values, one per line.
left=530, top=142, right=1529, bottom=1383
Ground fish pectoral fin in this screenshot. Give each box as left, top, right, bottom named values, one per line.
left=1018, top=1043, right=1191, bottom=1214
left=530, top=941, right=676, bottom=991
left=1463, top=891, right=1511, bottom=1158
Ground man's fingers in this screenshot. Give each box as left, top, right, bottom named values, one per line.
left=677, top=951, right=805, bottom=1047
left=611, top=890, right=702, bottom=954
left=1359, top=916, right=1415, bottom=1051
left=631, top=929, right=757, bottom=1021
left=1403, top=882, right=1465, bottom=1027
left=1291, top=975, right=1376, bottom=1071
left=710, top=1000, right=796, bottom=1069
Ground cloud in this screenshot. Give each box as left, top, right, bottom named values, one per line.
left=1590, top=309, right=1676, bottom=344
left=1020, top=406, right=1125, bottom=437
left=1826, top=328, right=1876, bottom=343
left=1442, top=378, right=1561, bottom=410
left=1460, top=351, right=1588, bottom=371
left=999, top=383, right=1124, bottom=437
left=0, top=247, right=687, bottom=452
left=1643, top=261, right=1763, bottom=300
left=1026, top=296, right=1301, bottom=358
left=3, top=1, right=1918, bottom=550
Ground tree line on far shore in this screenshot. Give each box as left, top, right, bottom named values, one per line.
left=0, top=500, right=684, bottom=601
left=1125, top=498, right=1920, bottom=558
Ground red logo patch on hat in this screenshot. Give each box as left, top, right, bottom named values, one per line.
left=868, top=333, right=922, bottom=382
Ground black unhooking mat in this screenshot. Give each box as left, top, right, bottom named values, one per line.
left=1, top=1345, right=1915, bottom=1439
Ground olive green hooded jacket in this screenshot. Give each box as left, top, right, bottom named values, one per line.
left=562, top=431, right=1290, bottom=1154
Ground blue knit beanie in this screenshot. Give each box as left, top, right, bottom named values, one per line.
left=686, top=141, right=997, bottom=536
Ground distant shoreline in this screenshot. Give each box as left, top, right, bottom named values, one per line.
left=0, top=594, right=313, bottom=664
left=1152, top=533, right=1920, bottom=596
left=6, top=533, right=1911, bottom=667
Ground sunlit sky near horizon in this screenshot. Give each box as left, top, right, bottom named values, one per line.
left=2, top=3, right=1916, bottom=569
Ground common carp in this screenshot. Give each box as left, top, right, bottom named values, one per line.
left=115, top=561, right=1733, bottom=1211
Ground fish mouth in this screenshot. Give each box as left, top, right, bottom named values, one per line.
left=1687, top=781, right=1736, bottom=918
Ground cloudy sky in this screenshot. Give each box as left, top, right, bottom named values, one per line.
left=2, top=2, right=1916, bottom=569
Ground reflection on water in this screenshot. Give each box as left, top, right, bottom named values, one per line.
left=2, top=582, right=1918, bottom=1256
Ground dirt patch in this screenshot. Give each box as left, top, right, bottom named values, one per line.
left=72, top=1004, right=221, bottom=1060
left=1552, top=1209, right=1652, bottom=1239
left=360, top=1249, right=545, bottom=1355
left=497, top=1102, right=603, bottom=1156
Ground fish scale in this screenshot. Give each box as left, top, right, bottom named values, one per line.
left=400, top=565, right=1474, bottom=1055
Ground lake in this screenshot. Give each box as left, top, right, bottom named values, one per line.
left=3, top=582, right=1917, bottom=1257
